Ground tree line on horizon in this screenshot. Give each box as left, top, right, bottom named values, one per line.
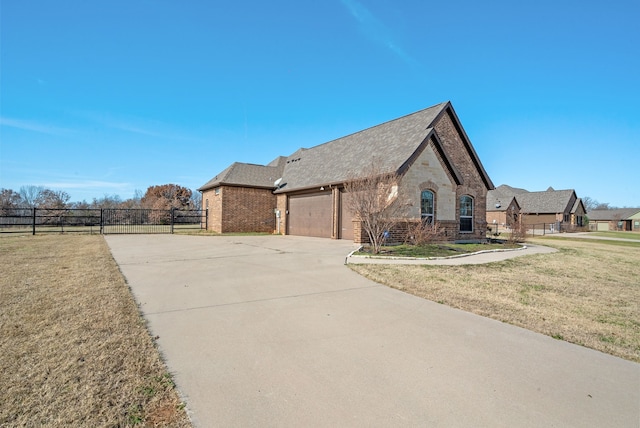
left=580, top=196, right=621, bottom=212
left=0, top=184, right=202, bottom=212
left=0, top=185, right=624, bottom=214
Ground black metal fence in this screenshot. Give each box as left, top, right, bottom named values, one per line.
left=487, top=222, right=586, bottom=238
left=0, top=208, right=207, bottom=235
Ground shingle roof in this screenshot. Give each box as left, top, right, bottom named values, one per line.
left=488, top=185, right=578, bottom=214
left=198, top=159, right=285, bottom=191
left=491, top=184, right=528, bottom=198
left=587, top=208, right=640, bottom=221
left=486, top=192, right=518, bottom=212
left=275, top=102, right=449, bottom=193
left=571, top=198, right=584, bottom=214
left=199, top=101, right=494, bottom=194
left=515, top=189, right=576, bottom=214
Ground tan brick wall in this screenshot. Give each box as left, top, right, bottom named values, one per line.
left=433, top=111, right=489, bottom=241
left=202, top=187, right=223, bottom=233
left=487, top=211, right=506, bottom=226
left=276, top=194, right=287, bottom=235
left=332, top=188, right=340, bottom=239
left=399, top=142, right=457, bottom=221
left=353, top=220, right=365, bottom=244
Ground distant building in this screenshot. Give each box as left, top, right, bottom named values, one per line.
left=487, top=185, right=586, bottom=230
left=587, top=208, right=640, bottom=232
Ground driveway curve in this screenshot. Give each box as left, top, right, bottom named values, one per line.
left=105, top=234, right=639, bottom=427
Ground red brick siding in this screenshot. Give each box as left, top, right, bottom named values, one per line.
left=433, top=111, right=489, bottom=241
left=221, top=187, right=276, bottom=233
left=353, top=219, right=460, bottom=245
left=202, top=186, right=276, bottom=233
left=521, top=213, right=559, bottom=225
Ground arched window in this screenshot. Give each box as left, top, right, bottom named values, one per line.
left=421, top=190, right=434, bottom=224
left=460, top=195, right=473, bottom=232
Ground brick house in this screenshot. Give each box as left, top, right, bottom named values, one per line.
left=199, top=101, right=494, bottom=243
left=486, top=195, right=520, bottom=227
left=487, top=185, right=586, bottom=230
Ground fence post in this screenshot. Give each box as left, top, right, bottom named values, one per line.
left=100, top=209, right=104, bottom=234
left=205, top=208, right=208, bottom=231
left=32, top=208, right=36, bottom=235
left=170, top=208, right=175, bottom=234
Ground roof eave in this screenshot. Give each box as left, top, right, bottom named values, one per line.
left=200, top=182, right=277, bottom=192
left=274, top=180, right=344, bottom=195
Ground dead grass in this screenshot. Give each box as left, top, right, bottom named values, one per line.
left=349, top=237, right=640, bottom=362
left=0, top=235, right=191, bottom=427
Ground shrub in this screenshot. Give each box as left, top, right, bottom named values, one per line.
left=404, top=221, right=446, bottom=246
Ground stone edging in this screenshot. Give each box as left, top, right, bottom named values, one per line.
left=346, top=244, right=527, bottom=264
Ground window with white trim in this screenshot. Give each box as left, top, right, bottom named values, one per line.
left=460, top=195, right=473, bottom=232
left=421, top=190, right=434, bottom=224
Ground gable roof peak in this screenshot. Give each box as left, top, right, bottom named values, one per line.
left=275, top=102, right=452, bottom=193
left=198, top=159, right=285, bottom=191
left=306, top=102, right=450, bottom=151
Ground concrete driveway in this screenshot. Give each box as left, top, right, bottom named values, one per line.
left=105, top=234, right=639, bottom=427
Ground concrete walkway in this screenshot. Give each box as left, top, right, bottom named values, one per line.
left=105, top=235, right=639, bottom=427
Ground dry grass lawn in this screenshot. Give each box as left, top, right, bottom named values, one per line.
left=349, top=237, right=640, bottom=362
left=0, top=235, right=191, bottom=427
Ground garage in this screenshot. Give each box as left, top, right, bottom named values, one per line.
left=597, top=222, right=609, bottom=231
left=287, top=192, right=333, bottom=238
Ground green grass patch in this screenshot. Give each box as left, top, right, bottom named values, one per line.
left=589, top=231, right=640, bottom=240
left=536, top=236, right=640, bottom=248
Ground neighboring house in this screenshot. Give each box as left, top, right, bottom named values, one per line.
left=587, top=208, right=640, bottom=232
left=487, top=185, right=586, bottom=230
left=199, top=101, right=495, bottom=243
left=486, top=195, right=520, bottom=227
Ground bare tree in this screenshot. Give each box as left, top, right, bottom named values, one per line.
left=19, top=185, right=45, bottom=208
left=35, top=189, right=70, bottom=208
left=344, top=162, right=412, bottom=254
left=190, top=189, right=202, bottom=211
left=594, top=202, right=612, bottom=210
left=582, top=196, right=599, bottom=212
left=91, top=194, right=123, bottom=209
left=1, top=188, right=23, bottom=210
left=141, top=184, right=193, bottom=210
left=507, top=214, right=527, bottom=244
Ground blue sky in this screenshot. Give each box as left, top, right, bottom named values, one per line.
left=1, top=0, right=638, bottom=207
